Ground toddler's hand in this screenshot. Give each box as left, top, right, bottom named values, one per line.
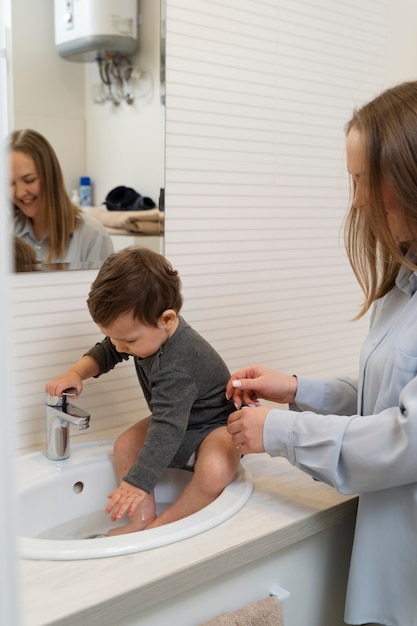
left=105, top=481, right=147, bottom=521
left=45, top=370, right=83, bottom=398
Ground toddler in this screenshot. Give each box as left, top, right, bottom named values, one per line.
left=45, top=248, right=241, bottom=534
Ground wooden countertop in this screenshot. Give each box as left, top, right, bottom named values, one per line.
left=19, top=451, right=357, bottom=626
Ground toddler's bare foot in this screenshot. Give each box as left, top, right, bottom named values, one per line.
left=107, top=515, right=157, bottom=536
left=144, top=517, right=164, bottom=530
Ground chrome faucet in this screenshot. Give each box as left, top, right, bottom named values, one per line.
left=45, top=390, right=90, bottom=460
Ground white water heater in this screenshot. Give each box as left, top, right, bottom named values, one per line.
left=54, top=0, right=138, bottom=62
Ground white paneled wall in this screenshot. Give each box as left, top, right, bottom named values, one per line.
left=11, top=0, right=388, bottom=452
left=164, top=0, right=385, bottom=372
left=12, top=270, right=148, bottom=452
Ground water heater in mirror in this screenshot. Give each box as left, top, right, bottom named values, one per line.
left=54, top=0, right=138, bottom=62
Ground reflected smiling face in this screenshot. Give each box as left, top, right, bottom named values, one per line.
left=10, top=151, right=43, bottom=221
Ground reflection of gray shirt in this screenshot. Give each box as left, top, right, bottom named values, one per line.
left=13, top=212, right=113, bottom=264
left=86, top=317, right=236, bottom=493
left=263, top=254, right=417, bottom=626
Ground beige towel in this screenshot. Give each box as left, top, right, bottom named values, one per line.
left=199, top=596, right=284, bottom=626
left=86, top=207, right=164, bottom=235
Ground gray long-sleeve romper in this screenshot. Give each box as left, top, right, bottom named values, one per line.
left=86, top=316, right=236, bottom=493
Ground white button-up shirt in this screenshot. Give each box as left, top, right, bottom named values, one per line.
left=264, top=255, right=417, bottom=626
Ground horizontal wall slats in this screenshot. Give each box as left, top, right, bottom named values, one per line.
left=164, top=0, right=384, bottom=388
left=11, top=271, right=148, bottom=451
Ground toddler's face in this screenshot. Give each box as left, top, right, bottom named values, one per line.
left=98, top=311, right=172, bottom=358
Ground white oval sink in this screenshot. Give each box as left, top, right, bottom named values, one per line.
left=16, top=440, right=253, bottom=560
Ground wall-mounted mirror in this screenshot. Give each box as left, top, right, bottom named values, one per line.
left=9, top=0, right=165, bottom=272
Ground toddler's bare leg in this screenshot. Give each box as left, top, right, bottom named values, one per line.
left=107, top=418, right=157, bottom=535
left=145, top=426, right=241, bottom=529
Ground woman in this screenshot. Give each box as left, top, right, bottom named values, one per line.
left=9, top=129, right=113, bottom=265
left=227, top=81, right=417, bottom=626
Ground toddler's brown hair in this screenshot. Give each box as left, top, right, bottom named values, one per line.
left=87, top=247, right=183, bottom=327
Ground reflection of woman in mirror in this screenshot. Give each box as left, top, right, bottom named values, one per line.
left=8, top=129, right=114, bottom=265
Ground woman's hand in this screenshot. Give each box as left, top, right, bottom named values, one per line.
left=105, top=481, right=148, bottom=521
left=226, top=364, right=298, bottom=408
left=227, top=405, right=270, bottom=454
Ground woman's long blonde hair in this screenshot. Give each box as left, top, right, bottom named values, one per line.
left=10, top=129, right=83, bottom=263
left=345, top=81, right=417, bottom=318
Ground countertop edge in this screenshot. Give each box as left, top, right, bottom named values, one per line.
left=44, top=496, right=358, bottom=625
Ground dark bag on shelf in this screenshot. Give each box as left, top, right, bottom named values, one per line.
left=104, top=186, right=156, bottom=211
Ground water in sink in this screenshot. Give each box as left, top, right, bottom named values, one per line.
left=37, top=504, right=170, bottom=540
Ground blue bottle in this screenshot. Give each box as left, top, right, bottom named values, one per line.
left=79, top=177, right=92, bottom=206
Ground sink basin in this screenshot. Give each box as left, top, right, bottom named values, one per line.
left=16, top=440, right=253, bottom=560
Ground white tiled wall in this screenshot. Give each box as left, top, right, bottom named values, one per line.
left=11, top=0, right=389, bottom=452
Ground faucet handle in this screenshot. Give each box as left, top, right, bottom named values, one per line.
left=45, top=388, right=78, bottom=407
left=46, top=393, right=63, bottom=407
left=62, top=388, right=79, bottom=399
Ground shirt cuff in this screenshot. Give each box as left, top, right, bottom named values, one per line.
left=293, top=375, right=326, bottom=411
left=263, top=408, right=300, bottom=463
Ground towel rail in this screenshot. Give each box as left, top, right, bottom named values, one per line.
left=270, top=586, right=290, bottom=602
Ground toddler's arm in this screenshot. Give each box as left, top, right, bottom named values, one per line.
left=45, top=354, right=100, bottom=398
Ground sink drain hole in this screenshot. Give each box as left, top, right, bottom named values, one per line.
left=73, top=481, right=84, bottom=494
